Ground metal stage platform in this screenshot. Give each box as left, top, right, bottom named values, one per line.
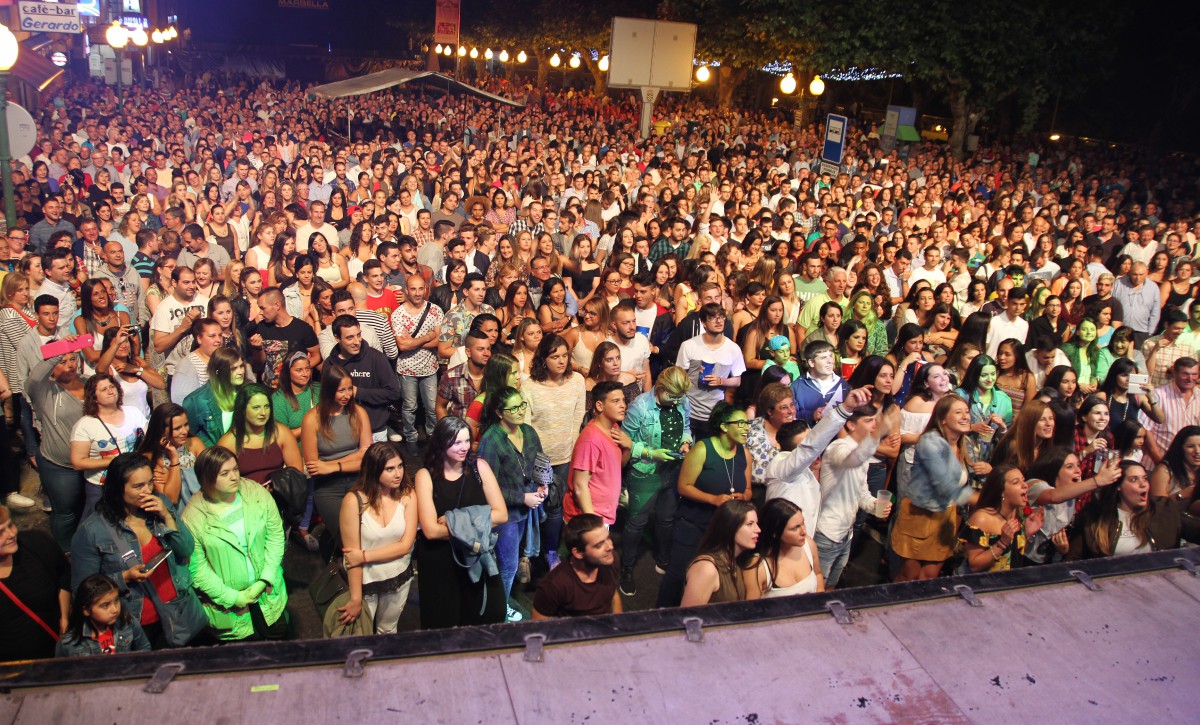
left=2, top=549, right=1199, bottom=723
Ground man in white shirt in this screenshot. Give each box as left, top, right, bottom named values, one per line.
left=36, top=248, right=78, bottom=334
left=676, top=303, right=745, bottom=438
left=986, top=288, right=1030, bottom=358
left=907, top=244, right=947, bottom=289
left=150, top=266, right=209, bottom=377
left=608, top=300, right=652, bottom=392
left=765, top=387, right=873, bottom=524
left=815, top=404, right=892, bottom=587
left=295, top=200, right=339, bottom=253
left=1025, top=334, right=1071, bottom=388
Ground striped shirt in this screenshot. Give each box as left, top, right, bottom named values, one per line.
left=0, top=306, right=36, bottom=393
left=1142, top=383, right=1200, bottom=455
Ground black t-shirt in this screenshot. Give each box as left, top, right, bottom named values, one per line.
left=0, top=530, right=69, bottom=662
left=532, top=559, right=619, bottom=618
left=253, top=316, right=319, bottom=385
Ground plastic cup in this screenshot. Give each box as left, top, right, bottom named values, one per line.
left=874, top=490, right=894, bottom=518
left=700, top=356, right=717, bottom=388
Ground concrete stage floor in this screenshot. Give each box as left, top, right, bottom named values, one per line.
left=2, top=554, right=1198, bottom=723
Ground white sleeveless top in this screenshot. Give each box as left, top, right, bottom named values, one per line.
left=358, top=499, right=411, bottom=585
left=762, top=541, right=819, bottom=598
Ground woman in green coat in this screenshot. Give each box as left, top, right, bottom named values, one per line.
left=181, top=446, right=288, bottom=641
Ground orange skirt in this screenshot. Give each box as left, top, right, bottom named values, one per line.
left=890, top=497, right=959, bottom=562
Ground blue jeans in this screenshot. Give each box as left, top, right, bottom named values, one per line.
left=15, top=395, right=37, bottom=459
left=495, top=515, right=526, bottom=601
left=399, top=374, right=437, bottom=445
left=37, top=454, right=85, bottom=551
left=815, top=530, right=854, bottom=588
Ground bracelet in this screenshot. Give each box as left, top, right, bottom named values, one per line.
left=338, top=461, right=343, bottom=472
left=990, top=545, right=1003, bottom=562
left=170, top=463, right=180, bottom=468
left=363, top=549, right=368, bottom=564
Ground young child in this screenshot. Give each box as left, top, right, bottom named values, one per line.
left=762, top=335, right=802, bottom=381
left=56, top=574, right=152, bottom=657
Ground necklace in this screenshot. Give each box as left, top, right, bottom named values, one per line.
left=714, top=441, right=737, bottom=493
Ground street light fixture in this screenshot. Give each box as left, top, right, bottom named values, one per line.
left=598, top=55, right=609, bottom=72
left=458, top=45, right=466, bottom=57
left=498, top=49, right=509, bottom=62
left=469, top=47, right=478, bottom=59
left=568, top=54, right=580, bottom=68
left=780, top=72, right=797, bottom=94
left=106, top=23, right=129, bottom=102
left=695, top=65, right=710, bottom=82
left=549, top=53, right=561, bottom=68
left=516, top=50, right=527, bottom=63
left=809, top=75, right=825, bottom=96
left=435, top=44, right=443, bottom=54
left=484, top=48, right=493, bottom=60
left=0, top=24, right=17, bottom=232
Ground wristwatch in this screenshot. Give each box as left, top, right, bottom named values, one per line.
left=134, top=367, right=144, bottom=378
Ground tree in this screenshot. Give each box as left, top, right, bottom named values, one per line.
left=799, top=0, right=1121, bottom=157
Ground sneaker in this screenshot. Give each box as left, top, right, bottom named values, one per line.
left=5, top=492, right=35, bottom=509
left=619, top=570, right=637, bottom=597
left=654, top=563, right=667, bottom=575
left=40, top=497, right=52, bottom=513
left=506, top=605, right=523, bottom=622
left=546, top=550, right=561, bottom=571
left=387, top=432, right=404, bottom=442
left=619, top=489, right=629, bottom=509
left=517, top=556, right=531, bottom=584
left=300, top=530, right=320, bottom=552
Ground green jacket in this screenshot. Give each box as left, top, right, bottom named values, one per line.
left=181, top=479, right=288, bottom=640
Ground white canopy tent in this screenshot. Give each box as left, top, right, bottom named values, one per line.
left=310, top=68, right=524, bottom=107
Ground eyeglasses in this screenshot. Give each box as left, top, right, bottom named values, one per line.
left=502, top=401, right=530, bottom=414
left=723, top=420, right=751, bottom=429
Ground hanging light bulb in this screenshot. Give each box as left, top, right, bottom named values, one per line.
left=780, top=72, right=797, bottom=94
left=695, top=65, right=710, bottom=82
left=458, top=45, right=467, bottom=56
left=516, top=50, right=527, bottom=63
left=435, top=44, right=443, bottom=54
left=469, top=47, right=479, bottom=58
left=568, top=54, right=580, bottom=68
left=808, top=75, right=825, bottom=96
left=484, top=48, right=493, bottom=60
left=499, top=49, right=509, bottom=62
left=598, top=55, right=609, bottom=72
left=549, top=53, right=561, bottom=67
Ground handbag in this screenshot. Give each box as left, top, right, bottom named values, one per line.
left=265, top=466, right=308, bottom=528
left=0, top=579, right=60, bottom=642
left=311, top=492, right=379, bottom=636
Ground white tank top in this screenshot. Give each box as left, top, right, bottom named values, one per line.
left=357, top=499, right=411, bottom=585
left=762, top=541, right=819, bottom=597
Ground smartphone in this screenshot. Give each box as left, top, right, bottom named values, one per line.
left=1128, top=373, right=1148, bottom=395
left=142, top=550, right=170, bottom=574
left=667, top=451, right=685, bottom=460
left=41, top=334, right=94, bottom=359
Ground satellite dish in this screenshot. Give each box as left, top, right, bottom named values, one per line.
left=6, top=103, right=36, bottom=159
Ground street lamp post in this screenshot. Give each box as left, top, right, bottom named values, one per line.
left=0, top=25, right=18, bottom=232
left=105, top=23, right=129, bottom=102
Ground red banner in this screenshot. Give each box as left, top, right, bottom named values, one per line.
left=433, top=0, right=459, bottom=45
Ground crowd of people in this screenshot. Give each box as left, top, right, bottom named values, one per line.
left=1, top=69, right=1199, bottom=661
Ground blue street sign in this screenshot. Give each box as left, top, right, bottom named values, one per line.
left=822, top=113, right=847, bottom=165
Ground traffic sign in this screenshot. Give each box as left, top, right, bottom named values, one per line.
left=822, top=113, right=847, bottom=165
left=819, top=161, right=840, bottom=177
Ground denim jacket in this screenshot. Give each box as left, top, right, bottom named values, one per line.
left=622, top=391, right=693, bottom=476
left=56, top=619, right=152, bottom=657
left=69, top=496, right=197, bottom=622
left=182, top=383, right=228, bottom=447
left=907, top=434, right=974, bottom=511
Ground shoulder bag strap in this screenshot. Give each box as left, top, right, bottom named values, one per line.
left=0, top=580, right=60, bottom=641
left=412, top=302, right=432, bottom=336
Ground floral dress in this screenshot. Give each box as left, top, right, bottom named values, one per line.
left=957, top=522, right=1026, bottom=573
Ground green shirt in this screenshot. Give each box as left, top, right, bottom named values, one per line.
left=271, top=384, right=321, bottom=431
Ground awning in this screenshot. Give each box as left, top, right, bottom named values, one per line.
left=310, top=69, right=523, bottom=107
left=10, top=41, right=66, bottom=93
left=896, top=125, right=921, bottom=142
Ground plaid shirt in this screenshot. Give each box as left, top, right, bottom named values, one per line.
left=510, top=218, right=545, bottom=239
left=648, top=236, right=690, bottom=262
left=412, top=226, right=435, bottom=249
left=437, top=362, right=479, bottom=419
